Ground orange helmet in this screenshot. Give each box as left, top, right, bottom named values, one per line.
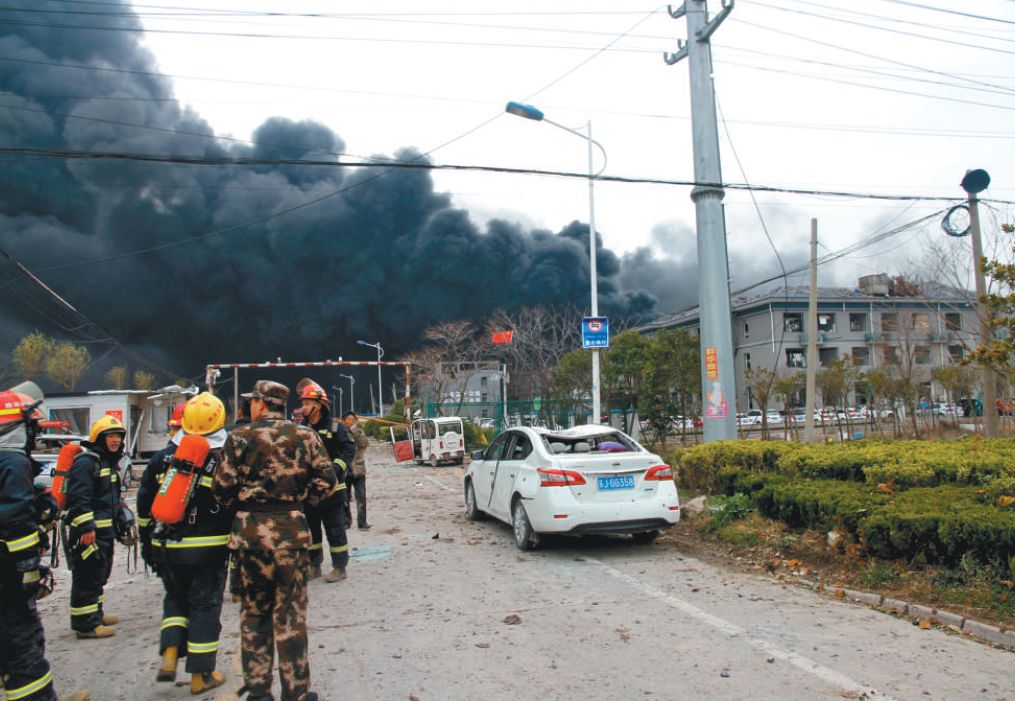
left=297, top=378, right=330, bottom=407
left=168, top=403, right=186, bottom=430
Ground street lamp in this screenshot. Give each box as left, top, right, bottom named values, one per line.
left=330, top=385, right=344, bottom=416
left=357, top=340, right=384, bottom=417
left=505, top=100, right=607, bottom=424
left=338, top=373, right=355, bottom=414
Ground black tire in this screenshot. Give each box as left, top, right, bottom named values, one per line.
left=631, top=530, right=659, bottom=545
left=464, top=480, right=485, bottom=521
left=512, top=498, right=537, bottom=551
left=429, top=454, right=439, bottom=468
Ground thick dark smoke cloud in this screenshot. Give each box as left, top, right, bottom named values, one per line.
left=0, top=1, right=678, bottom=388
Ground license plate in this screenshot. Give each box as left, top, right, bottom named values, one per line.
left=597, top=475, right=635, bottom=491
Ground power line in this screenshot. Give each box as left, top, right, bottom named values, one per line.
left=871, top=0, right=1015, bottom=27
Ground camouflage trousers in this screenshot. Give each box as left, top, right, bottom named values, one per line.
left=237, top=548, right=310, bottom=701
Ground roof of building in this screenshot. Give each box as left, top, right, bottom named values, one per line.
left=637, top=280, right=973, bottom=333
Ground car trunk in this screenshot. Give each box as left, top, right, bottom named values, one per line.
left=553, top=453, right=662, bottom=503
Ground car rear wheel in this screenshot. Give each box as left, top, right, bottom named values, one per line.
left=631, top=530, right=659, bottom=545
left=464, top=480, right=485, bottom=521
left=429, top=454, right=439, bottom=468
left=512, top=498, right=537, bottom=551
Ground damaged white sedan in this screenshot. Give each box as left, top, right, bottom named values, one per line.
left=463, top=425, right=680, bottom=550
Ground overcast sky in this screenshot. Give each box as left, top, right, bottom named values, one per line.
left=116, top=1, right=1015, bottom=293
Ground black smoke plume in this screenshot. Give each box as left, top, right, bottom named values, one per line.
left=0, top=1, right=678, bottom=387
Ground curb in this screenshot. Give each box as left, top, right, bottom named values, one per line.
left=840, top=587, right=1015, bottom=651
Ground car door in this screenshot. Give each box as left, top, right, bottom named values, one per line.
left=489, top=432, right=532, bottom=520
left=473, top=432, right=511, bottom=510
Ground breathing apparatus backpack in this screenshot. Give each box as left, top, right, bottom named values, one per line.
left=151, top=434, right=211, bottom=525
left=51, top=443, right=83, bottom=511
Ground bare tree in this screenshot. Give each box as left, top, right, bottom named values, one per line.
left=485, top=305, right=581, bottom=400
left=745, top=367, right=775, bottom=440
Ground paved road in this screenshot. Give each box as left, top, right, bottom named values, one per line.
left=37, top=451, right=1013, bottom=701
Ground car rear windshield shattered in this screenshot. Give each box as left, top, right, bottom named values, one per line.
left=541, top=431, right=637, bottom=455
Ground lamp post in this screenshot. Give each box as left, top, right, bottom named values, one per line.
left=505, top=100, right=606, bottom=424
left=338, top=373, right=355, bottom=414
left=357, top=340, right=384, bottom=417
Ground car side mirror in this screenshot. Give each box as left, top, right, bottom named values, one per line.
left=471, top=449, right=485, bottom=460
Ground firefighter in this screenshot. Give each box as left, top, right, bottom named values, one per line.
left=1, top=390, right=90, bottom=701
left=137, top=402, right=187, bottom=554
left=136, top=392, right=232, bottom=694
left=168, top=402, right=186, bottom=439
left=64, top=415, right=133, bottom=639
left=298, top=378, right=354, bottom=583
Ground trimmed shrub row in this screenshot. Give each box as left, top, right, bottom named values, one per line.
left=719, top=471, right=1015, bottom=567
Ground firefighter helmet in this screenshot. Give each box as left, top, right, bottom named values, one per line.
left=182, top=392, right=226, bottom=436
left=89, top=415, right=126, bottom=443
left=168, top=403, right=186, bottom=430
left=0, top=390, right=30, bottom=427
left=296, top=378, right=330, bottom=407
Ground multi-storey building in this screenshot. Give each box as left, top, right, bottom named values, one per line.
left=639, top=274, right=979, bottom=412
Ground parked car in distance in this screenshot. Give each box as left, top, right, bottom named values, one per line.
left=463, top=425, right=680, bottom=550
left=33, top=433, right=135, bottom=491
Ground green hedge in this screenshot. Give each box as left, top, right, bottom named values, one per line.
left=718, top=471, right=1015, bottom=566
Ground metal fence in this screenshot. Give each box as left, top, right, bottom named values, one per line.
left=425, top=399, right=593, bottom=433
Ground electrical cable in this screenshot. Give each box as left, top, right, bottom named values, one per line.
left=871, top=0, right=1015, bottom=27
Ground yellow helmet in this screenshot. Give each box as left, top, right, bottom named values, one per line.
left=182, top=392, right=226, bottom=436
left=89, top=415, right=126, bottom=443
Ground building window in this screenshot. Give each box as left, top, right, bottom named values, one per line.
left=849, top=313, right=867, bottom=332
left=784, top=313, right=803, bottom=333
left=786, top=348, right=806, bottom=368
left=481, top=393, right=488, bottom=402
left=911, top=313, right=930, bottom=332
left=744, top=322, right=750, bottom=339
left=819, top=348, right=839, bottom=366
left=881, top=312, right=898, bottom=333
left=945, top=313, right=961, bottom=331
left=851, top=347, right=870, bottom=365
left=745, top=352, right=752, bottom=370
left=948, top=345, right=964, bottom=362
left=817, top=313, right=836, bottom=332
left=914, top=345, right=931, bottom=364
left=883, top=347, right=901, bottom=365
left=481, top=376, right=488, bottom=387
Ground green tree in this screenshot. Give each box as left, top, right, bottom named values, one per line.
left=931, top=364, right=975, bottom=423
left=639, top=329, right=700, bottom=446
left=105, top=365, right=129, bottom=390
left=12, top=330, right=54, bottom=380
left=45, top=341, right=89, bottom=391
left=602, top=330, right=650, bottom=432
left=967, top=224, right=1015, bottom=371
left=133, top=369, right=157, bottom=391
left=773, top=371, right=804, bottom=440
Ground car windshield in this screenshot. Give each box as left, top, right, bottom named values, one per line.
left=540, top=431, right=638, bottom=454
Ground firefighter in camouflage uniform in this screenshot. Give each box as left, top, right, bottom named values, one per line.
left=0, top=389, right=89, bottom=701
left=297, top=378, right=354, bottom=583
left=136, top=392, right=233, bottom=694
left=213, top=381, right=335, bottom=701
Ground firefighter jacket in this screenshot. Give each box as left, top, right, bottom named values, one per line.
left=65, top=440, right=123, bottom=547
left=0, top=428, right=41, bottom=578
left=213, top=408, right=336, bottom=551
left=304, top=411, right=356, bottom=487
left=136, top=433, right=233, bottom=565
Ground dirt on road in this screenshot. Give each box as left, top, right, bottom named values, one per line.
left=34, top=444, right=1013, bottom=701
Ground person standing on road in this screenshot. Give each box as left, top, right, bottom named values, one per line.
left=0, top=390, right=90, bottom=701
left=298, top=378, right=353, bottom=583
left=64, top=415, right=134, bottom=639
left=342, top=412, right=370, bottom=530
left=213, top=380, right=335, bottom=701
left=136, top=392, right=233, bottom=694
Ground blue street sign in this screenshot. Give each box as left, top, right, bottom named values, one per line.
left=582, top=317, right=610, bottom=349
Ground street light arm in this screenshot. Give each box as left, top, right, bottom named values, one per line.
left=541, top=117, right=608, bottom=178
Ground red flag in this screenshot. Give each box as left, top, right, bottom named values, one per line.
left=491, top=330, right=513, bottom=344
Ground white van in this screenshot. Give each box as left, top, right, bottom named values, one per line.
left=411, top=417, right=465, bottom=466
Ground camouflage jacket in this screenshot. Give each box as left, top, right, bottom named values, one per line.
left=213, top=410, right=336, bottom=551
left=348, top=424, right=369, bottom=477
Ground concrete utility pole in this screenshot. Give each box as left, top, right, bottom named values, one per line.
left=804, top=219, right=818, bottom=443
left=961, top=169, right=997, bottom=436
left=665, top=0, right=737, bottom=442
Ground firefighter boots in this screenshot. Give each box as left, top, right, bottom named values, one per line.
left=157, top=645, right=178, bottom=682
left=76, top=625, right=116, bottom=639
left=102, top=613, right=119, bottom=625
left=323, top=567, right=347, bottom=583
left=190, top=671, right=225, bottom=695
left=308, top=564, right=321, bottom=580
